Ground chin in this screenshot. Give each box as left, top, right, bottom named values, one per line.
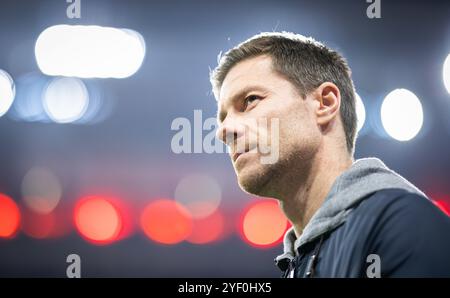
left=235, top=163, right=276, bottom=197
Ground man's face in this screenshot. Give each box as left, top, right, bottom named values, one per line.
left=216, top=55, right=322, bottom=197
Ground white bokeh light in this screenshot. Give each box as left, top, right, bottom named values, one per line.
left=35, top=25, right=146, bottom=79
left=355, top=93, right=366, bottom=132
left=443, top=53, right=450, bottom=94
left=43, top=77, right=89, bottom=123
left=174, top=174, right=222, bottom=219
left=0, top=70, right=15, bottom=117
left=381, top=89, right=423, bottom=141
left=21, top=167, right=62, bottom=214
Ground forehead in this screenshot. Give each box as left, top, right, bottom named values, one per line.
left=219, top=55, right=277, bottom=103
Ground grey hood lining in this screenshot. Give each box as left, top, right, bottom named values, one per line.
left=275, top=157, right=427, bottom=264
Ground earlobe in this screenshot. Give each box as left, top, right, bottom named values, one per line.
left=315, top=83, right=341, bottom=126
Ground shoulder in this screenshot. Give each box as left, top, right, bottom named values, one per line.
left=352, top=189, right=450, bottom=277
left=353, top=188, right=447, bottom=222
left=351, top=188, right=450, bottom=239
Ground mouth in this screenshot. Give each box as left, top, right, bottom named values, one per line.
left=232, top=152, right=242, bottom=162
left=231, top=145, right=257, bottom=163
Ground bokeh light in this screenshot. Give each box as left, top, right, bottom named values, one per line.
left=433, top=199, right=450, bottom=216
left=21, top=209, right=56, bottom=239
left=74, top=80, right=112, bottom=125
left=140, top=199, right=192, bottom=245
left=43, top=77, right=89, bottom=123
left=0, top=194, right=21, bottom=238
left=443, top=53, right=450, bottom=93
left=21, top=203, right=71, bottom=239
left=381, top=88, right=423, bottom=141
left=74, top=196, right=123, bottom=245
left=355, top=92, right=366, bottom=132
left=239, top=200, right=288, bottom=248
left=174, top=174, right=222, bottom=219
left=9, top=72, right=50, bottom=122
left=187, top=210, right=225, bottom=244
left=0, top=69, right=15, bottom=118
left=35, top=25, right=146, bottom=78
left=21, top=167, right=62, bottom=214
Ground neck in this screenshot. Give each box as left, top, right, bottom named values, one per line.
left=278, top=145, right=353, bottom=238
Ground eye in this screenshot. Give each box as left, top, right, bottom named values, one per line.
left=244, top=95, right=262, bottom=110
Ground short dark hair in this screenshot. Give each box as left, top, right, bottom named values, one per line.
left=210, top=32, right=357, bottom=154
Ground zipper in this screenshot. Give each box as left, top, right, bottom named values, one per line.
left=284, top=256, right=298, bottom=278
left=305, top=235, right=325, bottom=278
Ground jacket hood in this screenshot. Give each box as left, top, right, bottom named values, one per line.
left=275, top=157, right=427, bottom=265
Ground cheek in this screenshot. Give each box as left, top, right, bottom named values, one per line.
left=278, top=101, right=307, bottom=129
left=278, top=103, right=319, bottom=149
left=254, top=98, right=316, bottom=146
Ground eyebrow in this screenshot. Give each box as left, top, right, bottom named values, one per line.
left=218, top=85, right=270, bottom=123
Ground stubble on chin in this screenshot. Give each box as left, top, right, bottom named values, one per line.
left=235, top=157, right=285, bottom=198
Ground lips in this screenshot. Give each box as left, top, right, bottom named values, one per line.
left=232, top=152, right=242, bottom=162
left=231, top=145, right=257, bottom=163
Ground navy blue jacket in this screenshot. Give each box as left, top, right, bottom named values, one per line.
left=276, top=189, right=450, bottom=278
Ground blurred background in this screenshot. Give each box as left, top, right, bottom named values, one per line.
left=0, top=0, right=450, bottom=277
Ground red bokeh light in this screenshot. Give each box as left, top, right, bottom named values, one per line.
left=187, top=209, right=225, bottom=244
left=140, top=199, right=192, bottom=245
left=21, top=206, right=71, bottom=239
left=433, top=200, right=450, bottom=216
left=239, top=200, right=289, bottom=249
left=428, top=193, right=450, bottom=217
left=0, top=194, right=21, bottom=238
left=74, top=196, right=124, bottom=245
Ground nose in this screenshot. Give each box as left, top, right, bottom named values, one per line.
left=216, top=119, right=246, bottom=147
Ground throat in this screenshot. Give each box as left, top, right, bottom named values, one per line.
left=279, top=153, right=353, bottom=234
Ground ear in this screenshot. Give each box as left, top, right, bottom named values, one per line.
left=314, top=82, right=341, bottom=126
